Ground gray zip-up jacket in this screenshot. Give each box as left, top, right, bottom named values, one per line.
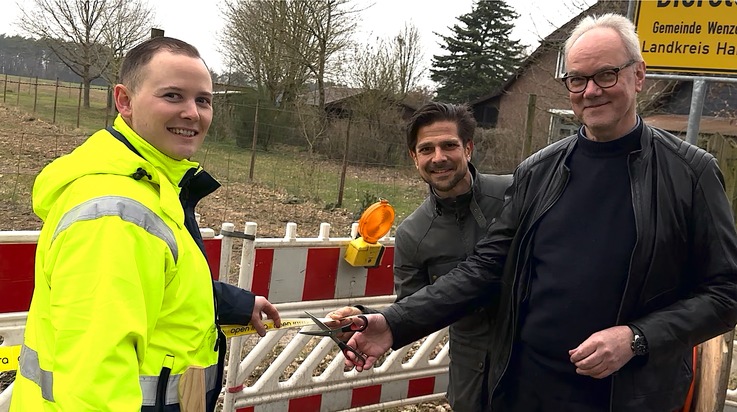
left=393, top=164, right=511, bottom=411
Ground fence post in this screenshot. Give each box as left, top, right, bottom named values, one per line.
left=248, top=99, right=259, bottom=181
left=15, top=78, right=20, bottom=106
left=33, top=77, right=38, bottom=113
left=76, top=82, right=82, bottom=129
left=52, top=77, right=60, bottom=124
left=521, top=93, right=537, bottom=161
left=337, top=114, right=352, bottom=208
left=3, top=73, right=7, bottom=103
left=105, top=86, right=112, bottom=128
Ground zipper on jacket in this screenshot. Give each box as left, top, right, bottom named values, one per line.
left=489, top=166, right=570, bottom=403
left=608, top=150, right=643, bottom=412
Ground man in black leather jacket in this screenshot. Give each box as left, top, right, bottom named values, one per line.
left=331, top=102, right=511, bottom=411
left=342, top=14, right=737, bottom=412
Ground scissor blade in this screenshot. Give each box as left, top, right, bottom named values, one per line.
left=304, top=311, right=331, bottom=331
left=299, top=330, right=330, bottom=336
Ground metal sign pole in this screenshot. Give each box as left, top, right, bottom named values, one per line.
left=686, top=79, right=707, bottom=144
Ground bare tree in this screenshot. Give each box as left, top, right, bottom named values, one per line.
left=221, top=0, right=358, bottom=153
left=394, top=23, right=424, bottom=96
left=350, top=38, right=397, bottom=94
left=221, top=0, right=312, bottom=106
left=289, top=0, right=357, bottom=111
left=18, top=0, right=153, bottom=108
left=100, top=1, right=152, bottom=85
left=349, top=23, right=425, bottom=97
left=341, top=25, right=427, bottom=165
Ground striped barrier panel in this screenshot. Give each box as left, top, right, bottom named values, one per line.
left=0, top=222, right=452, bottom=412
left=221, top=222, right=450, bottom=412
left=6, top=222, right=732, bottom=411
left=0, top=228, right=222, bottom=411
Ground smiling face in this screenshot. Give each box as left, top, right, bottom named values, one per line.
left=410, top=120, right=473, bottom=199
left=566, top=27, right=645, bottom=142
left=114, top=51, right=213, bottom=160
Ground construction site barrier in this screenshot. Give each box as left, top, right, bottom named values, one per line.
left=0, top=222, right=450, bottom=412
left=0, top=222, right=734, bottom=411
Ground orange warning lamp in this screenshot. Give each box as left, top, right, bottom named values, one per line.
left=344, top=199, right=395, bottom=267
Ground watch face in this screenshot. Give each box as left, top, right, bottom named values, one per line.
left=633, top=335, right=648, bottom=356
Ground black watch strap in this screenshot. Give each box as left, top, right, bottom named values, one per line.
left=628, top=324, right=649, bottom=356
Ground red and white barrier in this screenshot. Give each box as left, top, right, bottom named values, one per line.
left=0, top=222, right=451, bottom=412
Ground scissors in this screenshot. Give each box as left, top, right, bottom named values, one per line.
left=300, top=311, right=368, bottom=365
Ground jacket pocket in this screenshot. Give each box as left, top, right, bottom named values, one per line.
left=628, top=351, right=691, bottom=401
left=449, top=340, right=486, bottom=373
left=447, top=342, right=489, bottom=411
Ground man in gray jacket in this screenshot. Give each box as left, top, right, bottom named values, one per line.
left=331, top=102, right=511, bottom=411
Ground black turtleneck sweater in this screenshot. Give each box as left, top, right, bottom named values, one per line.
left=512, top=121, right=642, bottom=407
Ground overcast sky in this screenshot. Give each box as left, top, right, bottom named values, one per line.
left=0, top=0, right=596, bottom=83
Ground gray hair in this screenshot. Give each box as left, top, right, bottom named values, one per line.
left=564, top=13, right=643, bottom=63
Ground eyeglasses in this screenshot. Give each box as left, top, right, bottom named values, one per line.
left=561, top=60, right=637, bottom=93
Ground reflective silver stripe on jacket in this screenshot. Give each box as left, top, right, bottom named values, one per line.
left=52, top=195, right=178, bottom=262
left=18, top=344, right=54, bottom=402
left=19, top=343, right=218, bottom=406
left=140, top=364, right=219, bottom=406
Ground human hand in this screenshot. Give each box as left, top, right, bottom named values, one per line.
left=344, top=313, right=393, bottom=372
left=327, top=306, right=363, bottom=320
left=569, top=325, right=635, bottom=379
left=250, top=296, right=281, bottom=337
left=325, top=306, right=363, bottom=340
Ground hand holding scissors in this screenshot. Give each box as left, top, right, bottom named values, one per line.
left=300, top=311, right=369, bottom=366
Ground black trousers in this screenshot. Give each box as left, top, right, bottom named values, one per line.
left=492, top=378, right=608, bottom=412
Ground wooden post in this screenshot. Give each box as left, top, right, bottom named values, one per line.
left=105, top=85, right=112, bottom=128
left=248, top=99, right=259, bottom=181
left=76, top=82, right=83, bottom=128
left=692, top=330, right=734, bottom=412
left=15, top=78, right=20, bottom=106
left=3, top=73, right=7, bottom=103
left=521, top=94, right=537, bottom=161
left=33, top=77, right=38, bottom=113
left=337, top=114, right=352, bottom=208
left=52, top=78, right=60, bottom=124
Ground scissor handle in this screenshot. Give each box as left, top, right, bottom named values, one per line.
left=340, top=314, right=368, bottom=333
left=337, top=340, right=367, bottom=365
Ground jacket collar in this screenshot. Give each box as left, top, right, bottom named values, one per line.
left=111, top=115, right=220, bottom=228
left=112, top=115, right=201, bottom=193
left=430, top=163, right=488, bottom=228
left=565, top=116, right=651, bottom=164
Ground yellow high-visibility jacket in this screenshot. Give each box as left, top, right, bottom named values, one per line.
left=10, top=116, right=253, bottom=411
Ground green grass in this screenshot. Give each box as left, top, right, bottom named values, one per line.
left=194, top=140, right=427, bottom=222
left=1, top=74, right=428, bottom=223
left=0, top=75, right=111, bottom=134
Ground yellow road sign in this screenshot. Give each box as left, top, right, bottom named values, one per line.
left=634, top=0, right=737, bottom=75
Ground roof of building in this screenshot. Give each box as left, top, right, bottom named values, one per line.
left=644, top=114, right=737, bottom=137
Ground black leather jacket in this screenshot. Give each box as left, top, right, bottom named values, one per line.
left=383, top=124, right=737, bottom=411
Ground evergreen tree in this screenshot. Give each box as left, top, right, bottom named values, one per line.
left=431, top=0, right=525, bottom=103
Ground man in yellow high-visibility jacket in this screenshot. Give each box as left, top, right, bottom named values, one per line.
left=10, top=36, right=281, bottom=411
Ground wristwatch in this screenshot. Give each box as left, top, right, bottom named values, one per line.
left=628, top=325, right=649, bottom=356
